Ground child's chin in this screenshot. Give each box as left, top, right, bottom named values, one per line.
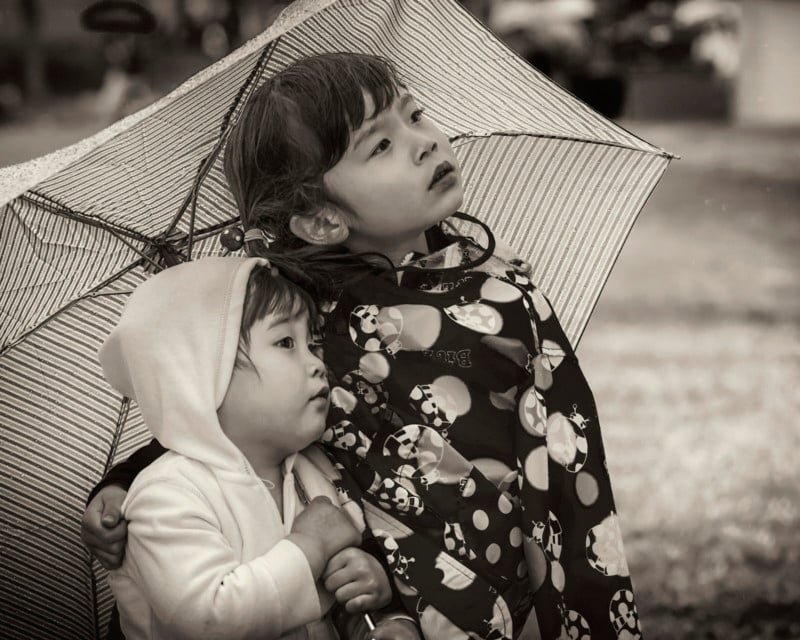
left=440, top=191, right=465, bottom=219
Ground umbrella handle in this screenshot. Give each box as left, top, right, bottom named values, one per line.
left=363, top=612, right=376, bottom=631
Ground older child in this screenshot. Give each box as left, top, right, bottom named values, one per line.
left=84, top=53, right=641, bottom=639
left=97, top=256, right=418, bottom=640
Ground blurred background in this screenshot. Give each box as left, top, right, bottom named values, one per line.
left=0, top=0, right=798, bottom=638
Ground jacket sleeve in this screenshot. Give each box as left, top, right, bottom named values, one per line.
left=115, top=479, right=321, bottom=639
left=87, top=438, right=166, bottom=504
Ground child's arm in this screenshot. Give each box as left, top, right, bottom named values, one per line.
left=81, top=439, right=166, bottom=569
left=120, top=485, right=360, bottom=639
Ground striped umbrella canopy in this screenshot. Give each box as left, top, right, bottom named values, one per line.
left=0, top=0, right=672, bottom=638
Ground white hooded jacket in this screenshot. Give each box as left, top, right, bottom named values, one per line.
left=99, top=257, right=361, bottom=640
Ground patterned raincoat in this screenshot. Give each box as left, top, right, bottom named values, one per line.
left=319, top=216, right=642, bottom=640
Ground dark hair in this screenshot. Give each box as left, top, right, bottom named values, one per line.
left=234, top=263, right=318, bottom=370
left=223, top=52, right=404, bottom=300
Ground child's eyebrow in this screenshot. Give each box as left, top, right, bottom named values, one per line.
left=353, top=93, right=414, bottom=151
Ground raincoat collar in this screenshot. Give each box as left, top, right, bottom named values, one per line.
left=396, top=211, right=497, bottom=282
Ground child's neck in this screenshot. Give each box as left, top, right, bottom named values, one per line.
left=241, top=446, right=288, bottom=487
left=254, top=463, right=283, bottom=489
left=347, top=230, right=430, bottom=266
left=252, top=462, right=285, bottom=517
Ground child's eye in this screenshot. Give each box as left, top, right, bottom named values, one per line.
left=371, top=139, right=391, bottom=157
left=276, top=337, right=295, bottom=349
left=411, top=108, right=425, bottom=123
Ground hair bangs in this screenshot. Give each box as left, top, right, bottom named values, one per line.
left=239, top=266, right=318, bottom=349
left=338, top=56, right=401, bottom=131
left=279, top=53, right=402, bottom=171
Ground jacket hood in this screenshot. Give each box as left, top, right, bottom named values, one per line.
left=99, top=256, right=268, bottom=473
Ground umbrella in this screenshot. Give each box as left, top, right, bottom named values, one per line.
left=0, top=0, right=673, bottom=637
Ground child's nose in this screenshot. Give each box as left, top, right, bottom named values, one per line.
left=416, top=139, right=438, bottom=163
left=307, top=351, right=325, bottom=378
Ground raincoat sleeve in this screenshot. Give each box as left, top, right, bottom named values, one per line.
left=517, top=286, right=641, bottom=638
left=87, top=438, right=166, bottom=503
left=114, top=477, right=321, bottom=639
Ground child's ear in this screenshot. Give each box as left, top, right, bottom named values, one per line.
left=289, top=207, right=350, bottom=246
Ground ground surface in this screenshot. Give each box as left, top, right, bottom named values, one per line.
left=2, top=116, right=798, bottom=639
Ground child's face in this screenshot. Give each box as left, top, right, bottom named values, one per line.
left=218, top=310, right=329, bottom=463
left=323, top=89, right=464, bottom=257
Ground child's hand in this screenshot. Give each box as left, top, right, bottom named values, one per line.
left=80, top=485, right=128, bottom=570
left=323, top=547, right=392, bottom=613
left=370, top=617, right=421, bottom=640
left=290, top=496, right=361, bottom=573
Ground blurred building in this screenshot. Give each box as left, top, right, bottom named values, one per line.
left=736, top=0, right=800, bottom=124
left=2, top=0, right=800, bottom=125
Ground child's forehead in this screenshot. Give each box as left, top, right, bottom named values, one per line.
left=260, top=308, right=313, bottom=329
left=349, top=89, right=416, bottom=144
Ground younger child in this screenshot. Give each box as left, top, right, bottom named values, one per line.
left=97, top=256, right=418, bottom=640
left=85, top=53, right=642, bottom=639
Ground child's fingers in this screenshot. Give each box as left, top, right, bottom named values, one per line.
left=323, top=567, right=348, bottom=593
left=82, top=499, right=126, bottom=540
left=104, top=539, right=125, bottom=556
left=322, top=547, right=357, bottom=579
left=332, top=578, right=376, bottom=605
left=100, top=495, right=125, bottom=526
left=89, top=522, right=127, bottom=551
left=94, top=549, right=124, bottom=571
left=324, top=565, right=368, bottom=594
left=81, top=516, right=122, bottom=548
left=101, top=520, right=128, bottom=543
left=342, top=591, right=379, bottom=614
left=101, top=512, right=121, bottom=527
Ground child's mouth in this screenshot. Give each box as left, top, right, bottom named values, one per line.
left=429, top=162, right=454, bottom=189
left=310, top=387, right=330, bottom=403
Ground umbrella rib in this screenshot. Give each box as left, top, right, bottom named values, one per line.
left=450, top=131, right=676, bottom=159
left=104, top=230, right=163, bottom=272
left=21, top=191, right=177, bottom=272
left=164, top=39, right=281, bottom=259
left=102, top=398, right=131, bottom=480
left=1, top=262, right=142, bottom=357
left=192, top=218, right=240, bottom=240
left=22, top=191, right=153, bottom=244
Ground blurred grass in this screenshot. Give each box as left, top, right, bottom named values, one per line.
left=579, top=123, right=800, bottom=639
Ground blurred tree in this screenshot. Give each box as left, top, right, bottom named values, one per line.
left=18, top=0, right=46, bottom=100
